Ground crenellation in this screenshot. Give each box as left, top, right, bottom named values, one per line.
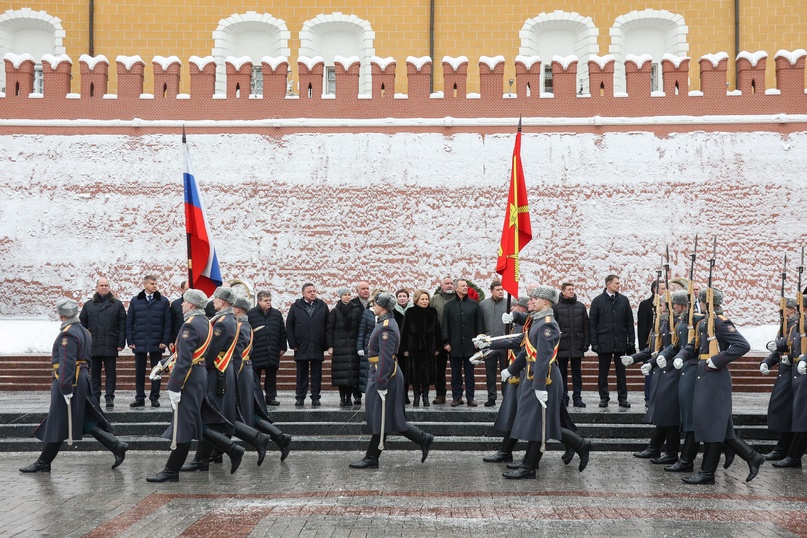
left=736, top=51, right=767, bottom=96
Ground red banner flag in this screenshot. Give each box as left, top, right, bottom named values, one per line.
left=495, top=122, right=532, bottom=298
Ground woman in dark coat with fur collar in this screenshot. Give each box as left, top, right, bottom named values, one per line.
left=399, top=290, right=441, bottom=407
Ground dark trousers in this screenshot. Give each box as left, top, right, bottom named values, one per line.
left=449, top=355, right=475, bottom=401
left=597, top=352, right=628, bottom=403
left=134, top=351, right=163, bottom=402
left=295, top=359, right=322, bottom=400
left=91, top=355, right=117, bottom=403
left=434, top=349, right=449, bottom=397
left=254, top=365, right=278, bottom=399
left=484, top=350, right=503, bottom=402
left=557, top=356, right=584, bottom=405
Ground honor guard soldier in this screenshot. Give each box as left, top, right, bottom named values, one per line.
left=232, top=295, right=292, bottom=463
left=180, top=286, right=245, bottom=473
left=501, top=286, right=590, bottom=479
left=785, top=292, right=807, bottom=467
left=147, top=289, right=215, bottom=482
left=676, top=288, right=764, bottom=484
left=21, top=298, right=128, bottom=473
left=350, top=292, right=434, bottom=469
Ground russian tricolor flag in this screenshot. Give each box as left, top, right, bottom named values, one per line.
left=183, top=135, right=222, bottom=296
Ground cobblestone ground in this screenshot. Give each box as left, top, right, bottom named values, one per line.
left=4, top=447, right=807, bottom=537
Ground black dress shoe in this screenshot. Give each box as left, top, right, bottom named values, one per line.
left=745, top=452, right=765, bottom=482
left=354, top=397, right=362, bottom=406
left=483, top=451, right=513, bottom=463
left=632, top=447, right=660, bottom=459
left=618, top=401, right=631, bottom=409
left=311, top=399, right=321, bottom=407
left=573, top=401, right=587, bottom=408
left=130, top=400, right=145, bottom=408
left=19, top=460, right=51, bottom=473
left=484, top=399, right=496, bottom=407
left=682, top=471, right=715, bottom=485
left=577, top=439, right=592, bottom=472
left=180, top=459, right=209, bottom=472
left=502, top=466, right=536, bottom=479
left=295, top=399, right=305, bottom=407
left=151, top=400, right=160, bottom=408
left=650, top=453, right=678, bottom=465
left=772, top=456, right=802, bottom=468
left=664, top=459, right=694, bottom=472
left=146, top=470, right=178, bottom=483
left=561, top=446, right=575, bottom=465
left=267, top=399, right=280, bottom=407
left=598, top=399, right=609, bottom=408
left=349, top=457, right=379, bottom=469
left=506, top=460, right=524, bottom=469
left=105, top=401, right=114, bottom=409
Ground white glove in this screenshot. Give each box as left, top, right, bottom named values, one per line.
left=673, top=358, right=684, bottom=369
left=759, top=363, right=770, bottom=375
left=650, top=351, right=658, bottom=360
left=377, top=389, right=387, bottom=401
left=640, top=363, right=652, bottom=376
left=707, top=358, right=718, bottom=369
left=534, top=390, right=548, bottom=408
left=149, top=363, right=163, bottom=380
left=766, top=341, right=778, bottom=352
left=501, top=312, right=514, bottom=324
left=620, top=355, right=634, bottom=367
left=168, top=390, right=181, bottom=410
left=798, top=361, right=806, bottom=375
left=501, top=368, right=513, bottom=383
left=63, top=393, right=73, bottom=405
left=656, top=355, right=667, bottom=369
left=476, top=339, right=491, bottom=350
left=357, top=349, right=365, bottom=356
left=469, top=351, right=485, bottom=365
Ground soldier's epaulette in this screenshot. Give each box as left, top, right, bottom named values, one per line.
left=383, top=319, right=389, bottom=326
left=718, top=315, right=728, bottom=321
left=693, top=313, right=706, bottom=322
left=545, top=316, right=551, bottom=323
left=62, top=324, right=73, bottom=332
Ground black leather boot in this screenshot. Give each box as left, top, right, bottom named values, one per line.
left=775, top=432, right=807, bottom=468
left=651, top=426, right=681, bottom=464
left=20, top=442, right=60, bottom=473
left=234, top=421, right=271, bottom=466
left=147, top=443, right=190, bottom=482
left=350, top=434, right=381, bottom=468
left=181, top=440, right=213, bottom=472
left=90, top=427, right=129, bottom=470
left=413, top=392, right=420, bottom=407
left=764, top=432, right=794, bottom=461
left=204, top=430, right=244, bottom=474
left=561, top=445, right=575, bottom=465
left=256, top=419, right=292, bottom=461
left=402, top=424, right=434, bottom=462
left=421, top=387, right=430, bottom=407
left=503, top=442, right=540, bottom=479
left=666, top=432, right=696, bottom=472
left=723, top=445, right=735, bottom=469
left=633, top=426, right=664, bottom=458
left=561, top=428, right=591, bottom=472
left=484, top=433, right=516, bottom=462
left=724, top=436, right=764, bottom=482
left=683, top=442, right=720, bottom=484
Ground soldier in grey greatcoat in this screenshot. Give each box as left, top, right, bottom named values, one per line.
left=759, top=298, right=798, bottom=462
left=21, top=298, right=127, bottom=473
left=349, top=293, right=434, bottom=469
left=500, top=287, right=591, bottom=479
left=676, top=288, right=764, bottom=485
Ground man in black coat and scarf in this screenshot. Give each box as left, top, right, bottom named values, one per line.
left=286, top=282, right=329, bottom=407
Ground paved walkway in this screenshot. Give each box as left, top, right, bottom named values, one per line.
left=4, top=390, right=805, bottom=537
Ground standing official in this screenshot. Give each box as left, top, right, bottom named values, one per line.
left=553, top=282, right=590, bottom=408
left=247, top=291, right=287, bottom=406
left=126, top=274, right=171, bottom=408
left=21, top=298, right=127, bottom=473
left=80, top=277, right=126, bottom=408
left=349, top=293, right=434, bottom=469
left=286, top=282, right=329, bottom=407
left=479, top=281, right=508, bottom=407
left=442, top=278, right=484, bottom=407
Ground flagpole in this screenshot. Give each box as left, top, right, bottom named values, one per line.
left=183, top=126, right=194, bottom=290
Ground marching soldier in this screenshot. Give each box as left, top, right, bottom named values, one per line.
left=21, top=298, right=128, bottom=473
left=759, top=297, right=798, bottom=462
left=501, top=286, right=590, bottom=479
left=147, top=289, right=217, bottom=482
left=180, top=286, right=244, bottom=473
left=784, top=293, right=807, bottom=467
left=676, top=288, right=764, bottom=484
left=349, top=292, right=434, bottom=469
left=232, top=295, right=292, bottom=463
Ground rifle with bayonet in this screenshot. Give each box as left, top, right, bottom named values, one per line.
left=652, top=254, right=664, bottom=353
left=664, top=245, right=678, bottom=346
left=706, top=237, right=719, bottom=357
left=687, top=235, right=698, bottom=343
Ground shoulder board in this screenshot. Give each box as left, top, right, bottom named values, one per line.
left=383, top=319, right=389, bottom=326
left=718, top=315, right=728, bottom=321
left=62, top=324, right=73, bottom=332
left=545, top=316, right=551, bottom=323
